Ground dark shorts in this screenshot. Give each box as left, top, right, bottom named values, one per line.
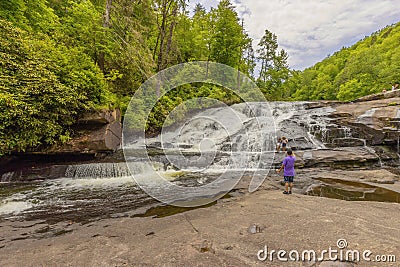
left=282, top=143, right=287, bottom=147
left=284, top=176, right=294, bottom=183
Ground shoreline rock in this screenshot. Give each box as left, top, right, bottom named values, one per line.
left=0, top=186, right=398, bottom=266
left=48, top=108, right=122, bottom=154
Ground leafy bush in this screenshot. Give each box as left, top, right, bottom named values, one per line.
left=0, top=20, right=108, bottom=155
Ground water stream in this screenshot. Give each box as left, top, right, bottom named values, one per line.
left=1, top=101, right=399, bottom=223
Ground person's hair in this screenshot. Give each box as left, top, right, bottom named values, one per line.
left=287, top=148, right=293, bottom=155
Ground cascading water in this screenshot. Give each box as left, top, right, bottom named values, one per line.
left=1, top=101, right=393, bottom=222
left=1, top=172, right=14, bottom=182
left=140, top=101, right=340, bottom=171
left=356, top=108, right=378, bottom=125
left=65, top=163, right=130, bottom=179
left=64, top=162, right=164, bottom=179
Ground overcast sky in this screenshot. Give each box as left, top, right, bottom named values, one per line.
left=188, top=0, right=400, bottom=70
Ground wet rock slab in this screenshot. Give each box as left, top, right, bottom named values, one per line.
left=308, top=169, right=399, bottom=184
left=306, top=169, right=400, bottom=203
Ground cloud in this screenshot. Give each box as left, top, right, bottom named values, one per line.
left=187, top=0, right=217, bottom=12
left=189, top=0, right=400, bottom=70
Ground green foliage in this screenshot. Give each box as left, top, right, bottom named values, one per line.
left=0, top=0, right=58, bottom=32
left=0, top=17, right=110, bottom=155
left=289, top=22, right=400, bottom=101
left=176, top=5, right=210, bottom=62
left=0, top=0, right=27, bottom=27
left=105, top=0, right=156, bottom=95
left=24, top=0, right=59, bottom=32
left=256, top=29, right=290, bottom=100
left=0, top=0, right=263, bottom=154
left=336, top=75, right=374, bottom=101
left=57, top=0, right=105, bottom=57
left=209, top=0, right=245, bottom=68
left=144, top=83, right=242, bottom=134
left=0, top=21, right=74, bottom=154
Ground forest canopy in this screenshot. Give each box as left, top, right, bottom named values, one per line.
left=1, top=0, right=399, bottom=155
left=286, top=22, right=400, bottom=101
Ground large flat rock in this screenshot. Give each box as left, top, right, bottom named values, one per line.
left=289, top=147, right=382, bottom=168
left=305, top=169, right=400, bottom=203
left=308, top=169, right=399, bottom=184
left=0, top=188, right=399, bottom=266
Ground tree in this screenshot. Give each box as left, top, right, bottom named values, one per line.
left=106, top=0, right=156, bottom=96
left=153, top=0, right=187, bottom=72
left=256, top=29, right=290, bottom=99
left=242, top=34, right=256, bottom=77
left=175, top=3, right=211, bottom=62
left=209, top=0, right=244, bottom=68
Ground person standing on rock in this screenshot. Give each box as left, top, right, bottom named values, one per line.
left=281, top=136, right=288, bottom=151
left=276, top=137, right=282, bottom=152
left=276, top=148, right=296, bottom=194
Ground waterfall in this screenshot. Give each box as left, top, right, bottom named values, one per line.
left=1, top=172, right=14, bottom=182
left=134, top=101, right=346, bottom=173
left=363, top=145, right=384, bottom=167
left=356, top=108, right=378, bottom=125
left=64, top=162, right=164, bottom=179
left=65, top=163, right=129, bottom=178
left=4, top=101, right=400, bottom=222
left=143, top=102, right=340, bottom=153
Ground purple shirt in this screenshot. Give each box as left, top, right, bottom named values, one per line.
left=282, top=156, right=296, bottom=176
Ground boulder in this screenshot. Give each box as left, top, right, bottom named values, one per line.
left=292, top=147, right=381, bottom=169
left=332, top=97, right=400, bottom=146
left=332, top=137, right=365, bottom=147
left=48, top=109, right=122, bottom=154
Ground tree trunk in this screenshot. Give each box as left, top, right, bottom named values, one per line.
left=237, top=69, right=241, bottom=91
left=165, top=5, right=177, bottom=67
left=206, top=60, right=209, bottom=79
left=98, top=0, right=113, bottom=73
left=156, top=0, right=168, bottom=72
left=156, top=79, right=161, bottom=98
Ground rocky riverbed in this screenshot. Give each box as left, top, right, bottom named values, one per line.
left=1, top=92, right=400, bottom=266
left=0, top=175, right=399, bottom=266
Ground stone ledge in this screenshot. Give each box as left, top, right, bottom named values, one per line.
left=354, top=89, right=400, bottom=102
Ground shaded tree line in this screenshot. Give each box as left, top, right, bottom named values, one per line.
left=0, top=0, right=291, bottom=154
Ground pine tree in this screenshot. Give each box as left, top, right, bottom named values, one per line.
left=256, top=29, right=289, bottom=99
